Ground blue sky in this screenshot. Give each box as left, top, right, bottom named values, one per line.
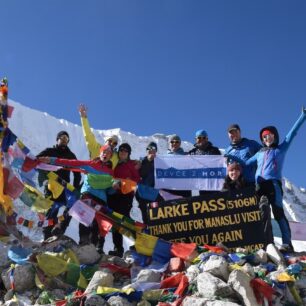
left=1, top=1, right=306, bottom=187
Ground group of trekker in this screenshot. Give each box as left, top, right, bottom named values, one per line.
left=37, top=104, right=306, bottom=256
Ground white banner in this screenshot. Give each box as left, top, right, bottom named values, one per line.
left=155, top=155, right=226, bottom=191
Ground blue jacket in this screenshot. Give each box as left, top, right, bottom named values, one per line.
left=228, top=111, right=306, bottom=183
left=225, top=138, right=261, bottom=183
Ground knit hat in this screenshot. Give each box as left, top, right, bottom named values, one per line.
left=146, top=141, right=158, bottom=151
left=56, top=131, right=69, bottom=141
left=119, top=143, right=132, bottom=155
left=195, top=129, right=208, bottom=138
left=228, top=124, right=240, bottom=132
left=261, top=130, right=272, bottom=137
left=100, top=144, right=113, bottom=153
left=169, top=135, right=181, bottom=142
left=105, top=135, right=119, bottom=144
left=227, top=162, right=242, bottom=172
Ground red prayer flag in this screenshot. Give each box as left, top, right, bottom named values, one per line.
left=160, top=272, right=184, bottom=289
left=171, top=242, right=197, bottom=261
left=22, top=156, right=40, bottom=172
left=95, top=213, right=113, bottom=237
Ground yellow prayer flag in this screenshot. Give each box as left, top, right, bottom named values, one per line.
left=36, top=253, right=68, bottom=277
left=135, top=232, right=158, bottom=256
left=47, top=178, right=64, bottom=199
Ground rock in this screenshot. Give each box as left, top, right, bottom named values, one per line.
left=107, top=296, right=135, bottom=306
left=200, top=255, right=229, bottom=281
left=228, top=269, right=260, bottom=306
left=197, top=272, right=235, bottom=299
left=85, top=294, right=109, bottom=306
left=72, top=244, right=101, bottom=264
left=205, top=301, right=241, bottom=306
left=137, top=301, right=151, bottom=306
left=241, top=263, right=255, bottom=278
left=186, top=265, right=200, bottom=282
left=0, top=242, right=10, bottom=267
left=183, top=297, right=240, bottom=306
left=1, top=264, right=35, bottom=293
left=253, top=248, right=268, bottom=264
left=85, top=271, right=114, bottom=294
left=266, top=244, right=285, bottom=265
left=136, top=270, right=161, bottom=283
left=50, top=289, right=66, bottom=300
left=182, top=296, right=208, bottom=306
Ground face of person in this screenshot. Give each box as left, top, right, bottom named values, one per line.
left=228, top=168, right=241, bottom=181
left=118, top=147, right=129, bottom=161
left=57, top=135, right=69, bottom=147
left=147, top=148, right=157, bottom=160
left=170, top=139, right=181, bottom=151
left=196, top=136, right=208, bottom=146
left=262, top=133, right=275, bottom=147
left=100, top=149, right=112, bottom=162
left=107, top=139, right=118, bottom=150
left=228, top=129, right=241, bottom=144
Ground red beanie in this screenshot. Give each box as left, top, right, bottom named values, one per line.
left=261, top=130, right=272, bottom=137
left=100, top=144, right=112, bottom=153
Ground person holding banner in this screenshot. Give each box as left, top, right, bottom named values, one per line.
left=38, top=144, right=117, bottom=253
left=189, top=129, right=221, bottom=195
left=108, top=143, right=140, bottom=257
left=189, top=129, right=221, bottom=156
left=165, top=135, right=191, bottom=198
left=225, top=124, right=261, bottom=185
left=135, top=142, right=162, bottom=224
left=167, top=135, right=185, bottom=155
left=226, top=107, right=306, bottom=253
left=36, top=131, right=82, bottom=240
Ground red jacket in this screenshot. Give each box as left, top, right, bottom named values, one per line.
left=114, top=160, right=140, bottom=183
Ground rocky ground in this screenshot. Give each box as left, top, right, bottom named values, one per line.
left=0, top=236, right=306, bottom=306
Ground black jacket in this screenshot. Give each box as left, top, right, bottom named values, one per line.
left=188, top=141, right=221, bottom=155
left=36, top=145, right=81, bottom=189
left=222, top=175, right=249, bottom=192
left=139, top=157, right=155, bottom=187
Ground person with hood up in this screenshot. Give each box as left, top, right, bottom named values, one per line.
left=78, top=103, right=119, bottom=168
left=226, top=107, right=306, bottom=252
left=36, top=131, right=81, bottom=240
left=38, top=144, right=117, bottom=253
left=107, top=143, right=140, bottom=257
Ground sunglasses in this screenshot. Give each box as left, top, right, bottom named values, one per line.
left=147, top=147, right=157, bottom=151
left=196, top=136, right=206, bottom=140
left=171, top=140, right=180, bottom=144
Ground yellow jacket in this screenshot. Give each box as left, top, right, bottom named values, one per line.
left=80, top=116, right=119, bottom=169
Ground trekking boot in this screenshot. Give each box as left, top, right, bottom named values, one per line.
left=108, top=248, right=124, bottom=257
left=279, top=243, right=294, bottom=253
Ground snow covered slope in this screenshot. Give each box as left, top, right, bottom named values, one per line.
left=7, top=99, right=306, bottom=251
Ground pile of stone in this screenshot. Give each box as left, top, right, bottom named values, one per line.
left=0, top=237, right=305, bottom=306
